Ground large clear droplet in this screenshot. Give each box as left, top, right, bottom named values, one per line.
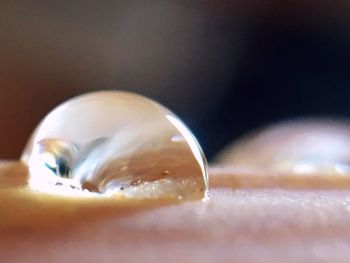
left=21, top=91, right=208, bottom=199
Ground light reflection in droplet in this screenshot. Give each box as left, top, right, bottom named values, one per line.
left=21, top=91, right=208, bottom=199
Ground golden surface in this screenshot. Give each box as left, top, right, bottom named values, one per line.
left=1, top=161, right=350, bottom=262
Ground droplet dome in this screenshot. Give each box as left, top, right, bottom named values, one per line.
left=22, top=91, right=208, bottom=199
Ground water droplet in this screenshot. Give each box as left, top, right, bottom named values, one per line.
left=21, top=91, right=208, bottom=199
left=215, top=119, right=350, bottom=175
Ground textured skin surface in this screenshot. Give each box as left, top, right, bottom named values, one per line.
left=1, top=162, right=350, bottom=262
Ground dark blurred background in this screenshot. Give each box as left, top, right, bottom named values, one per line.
left=1, top=1, right=350, bottom=160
